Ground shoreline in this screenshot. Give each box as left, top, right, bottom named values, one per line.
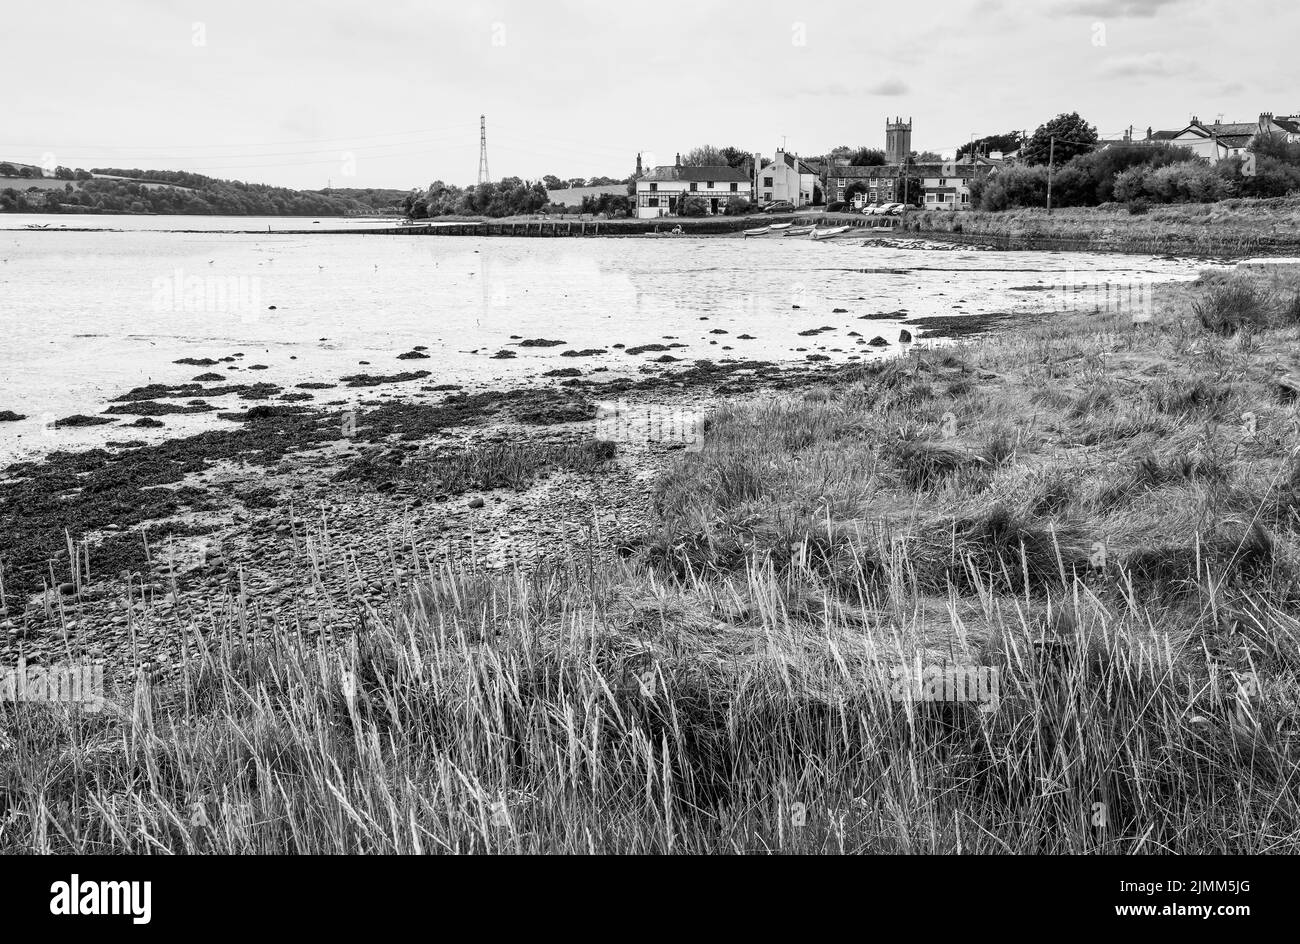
left=8, top=203, right=1300, bottom=257
left=0, top=350, right=894, bottom=677
left=6, top=263, right=1300, bottom=852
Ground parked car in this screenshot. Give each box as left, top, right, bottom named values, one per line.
left=860, top=202, right=880, bottom=215
left=882, top=203, right=907, bottom=216
left=762, top=200, right=795, bottom=213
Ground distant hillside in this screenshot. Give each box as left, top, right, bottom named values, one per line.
left=0, top=166, right=403, bottom=216
left=317, top=187, right=409, bottom=211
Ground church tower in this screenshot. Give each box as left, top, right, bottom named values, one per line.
left=885, top=116, right=913, bottom=164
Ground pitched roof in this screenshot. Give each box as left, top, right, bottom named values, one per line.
left=1273, top=117, right=1300, bottom=133
left=1190, top=121, right=1257, bottom=136
left=830, top=162, right=976, bottom=180
left=781, top=152, right=818, bottom=175
left=1215, top=134, right=1253, bottom=148
left=639, top=164, right=749, bottom=182
left=831, top=164, right=898, bottom=179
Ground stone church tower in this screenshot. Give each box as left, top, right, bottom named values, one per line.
left=885, top=117, right=913, bottom=164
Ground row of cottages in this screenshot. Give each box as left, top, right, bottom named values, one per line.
left=1119, top=113, right=1300, bottom=161
left=754, top=149, right=819, bottom=206
left=828, top=160, right=988, bottom=211
left=634, top=155, right=752, bottom=218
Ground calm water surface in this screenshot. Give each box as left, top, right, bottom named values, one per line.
left=0, top=214, right=1213, bottom=463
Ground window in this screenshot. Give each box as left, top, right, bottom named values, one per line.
left=649, top=183, right=658, bottom=192
left=648, top=197, right=659, bottom=207
left=690, top=182, right=698, bottom=191
left=763, top=177, right=773, bottom=187
left=707, top=181, right=714, bottom=189
left=837, top=178, right=845, bottom=187
left=730, top=182, right=738, bottom=192
left=763, top=191, right=772, bottom=200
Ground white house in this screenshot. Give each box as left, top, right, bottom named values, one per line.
left=754, top=149, right=818, bottom=206
left=1145, top=113, right=1300, bottom=161
left=635, top=155, right=753, bottom=218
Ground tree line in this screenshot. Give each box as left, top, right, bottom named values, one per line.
left=0, top=166, right=396, bottom=215
left=968, top=112, right=1300, bottom=211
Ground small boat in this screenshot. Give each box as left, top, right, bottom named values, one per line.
left=768, top=222, right=792, bottom=231
left=743, top=225, right=771, bottom=237
left=811, top=226, right=851, bottom=240
left=783, top=225, right=816, bottom=236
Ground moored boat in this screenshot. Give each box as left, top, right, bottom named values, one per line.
left=811, top=225, right=851, bottom=240
left=783, top=225, right=816, bottom=236
left=768, top=222, right=792, bottom=231
left=743, top=225, right=771, bottom=236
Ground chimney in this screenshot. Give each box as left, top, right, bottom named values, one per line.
left=636, top=152, right=643, bottom=176
left=1146, top=125, right=1153, bottom=140
left=675, top=152, right=681, bottom=167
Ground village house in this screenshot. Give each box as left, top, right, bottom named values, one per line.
left=754, top=149, right=818, bottom=206
left=634, top=154, right=753, bottom=218
left=1136, top=113, right=1300, bottom=161
left=918, top=163, right=979, bottom=211
left=828, top=160, right=983, bottom=210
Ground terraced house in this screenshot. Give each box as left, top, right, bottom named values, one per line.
left=754, top=149, right=818, bottom=206
left=634, top=154, right=753, bottom=218
left=1141, top=112, right=1300, bottom=161
left=829, top=161, right=982, bottom=210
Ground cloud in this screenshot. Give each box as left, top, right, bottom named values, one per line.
left=867, top=78, right=909, bottom=96
left=1097, top=52, right=1194, bottom=77
left=1054, top=0, right=1187, bottom=15
left=813, top=78, right=909, bottom=97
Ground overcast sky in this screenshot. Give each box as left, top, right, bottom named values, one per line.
left=3, top=0, right=1296, bottom=190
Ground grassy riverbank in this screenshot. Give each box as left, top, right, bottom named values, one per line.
left=906, top=196, right=1300, bottom=256
left=4, top=265, right=1300, bottom=853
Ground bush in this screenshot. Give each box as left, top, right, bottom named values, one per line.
left=680, top=196, right=707, bottom=217
left=974, top=164, right=1049, bottom=210
left=725, top=195, right=753, bottom=215
left=1126, top=198, right=1149, bottom=215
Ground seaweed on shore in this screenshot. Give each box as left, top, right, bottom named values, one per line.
left=103, top=400, right=216, bottom=416
left=340, top=370, right=433, bottom=387
left=54, top=415, right=115, bottom=427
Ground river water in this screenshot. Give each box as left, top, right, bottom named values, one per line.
left=0, top=214, right=1215, bottom=463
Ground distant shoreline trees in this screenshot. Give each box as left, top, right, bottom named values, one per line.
left=0, top=166, right=402, bottom=215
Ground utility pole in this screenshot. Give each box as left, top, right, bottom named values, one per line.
left=477, top=114, right=490, bottom=185
left=1046, top=135, right=1055, bottom=213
